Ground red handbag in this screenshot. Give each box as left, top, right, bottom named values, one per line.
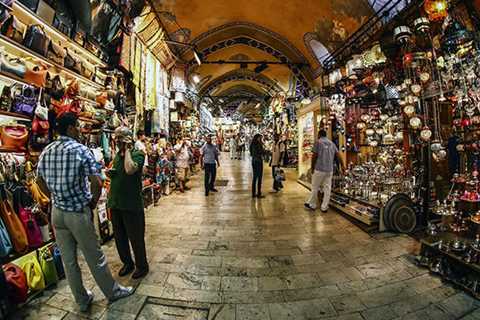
left=55, top=98, right=81, bottom=118
left=19, top=207, right=43, bottom=248
left=32, top=117, right=50, bottom=135
left=0, top=125, right=29, bottom=151
left=2, top=263, right=28, bottom=304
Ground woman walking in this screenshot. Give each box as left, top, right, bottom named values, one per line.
left=250, top=134, right=265, bottom=198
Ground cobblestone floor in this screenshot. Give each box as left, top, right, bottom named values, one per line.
left=11, top=155, right=480, bottom=319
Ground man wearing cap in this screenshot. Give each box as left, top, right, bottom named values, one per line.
left=200, top=135, right=220, bottom=196
left=37, top=113, right=134, bottom=312
left=108, top=126, right=149, bottom=279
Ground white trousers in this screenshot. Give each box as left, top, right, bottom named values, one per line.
left=230, top=147, right=237, bottom=159
left=307, top=170, right=333, bottom=211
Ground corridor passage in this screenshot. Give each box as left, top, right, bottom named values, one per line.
left=15, top=155, right=480, bottom=319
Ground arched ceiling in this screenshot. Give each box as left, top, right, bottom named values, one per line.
left=152, top=0, right=375, bottom=114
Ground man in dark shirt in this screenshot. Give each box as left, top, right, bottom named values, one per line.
left=200, top=136, right=220, bottom=196
left=108, top=127, right=149, bottom=279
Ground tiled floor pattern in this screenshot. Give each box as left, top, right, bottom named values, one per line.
left=10, top=155, right=480, bottom=319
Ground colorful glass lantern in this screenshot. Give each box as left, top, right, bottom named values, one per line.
left=424, top=0, right=449, bottom=21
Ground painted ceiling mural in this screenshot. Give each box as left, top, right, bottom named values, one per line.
left=153, top=0, right=374, bottom=69
left=151, top=0, right=378, bottom=110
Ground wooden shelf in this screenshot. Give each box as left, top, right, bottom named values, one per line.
left=79, top=116, right=102, bottom=125
left=12, top=2, right=106, bottom=68
left=0, top=110, right=32, bottom=121
left=331, top=202, right=378, bottom=226
left=0, top=35, right=104, bottom=90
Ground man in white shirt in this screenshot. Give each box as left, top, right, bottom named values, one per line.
left=305, top=130, right=345, bottom=212
left=229, top=136, right=238, bottom=160
left=270, top=134, right=285, bottom=192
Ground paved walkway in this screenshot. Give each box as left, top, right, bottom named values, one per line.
left=13, top=155, right=480, bottom=319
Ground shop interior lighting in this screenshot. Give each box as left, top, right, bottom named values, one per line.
left=192, top=74, right=201, bottom=84
left=193, top=50, right=202, bottom=66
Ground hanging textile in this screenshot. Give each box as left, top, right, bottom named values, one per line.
left=145, top=51, right=156, bottom=111
left=119, top=33, right=131, bottom=71
left=133, top=38, right=142, bottom=87
left=170, top=65, right=186, bottom=93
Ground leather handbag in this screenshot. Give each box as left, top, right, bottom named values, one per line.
left=0, top=200, right=28, bottom=252
left=37, top=245, right=58, bottom=286
left=0, top=86, right=12, bottom=111
left=0, top=55, right=27, bottom=78
left=23, top=24, right=50, bottom=57
left=12, top=85, right=36, bottom=117
left=50, top=244, right=64, bottom=279
left=16, top=251, right=45, bottom=291
left=2, top=263, right=28, bottom=303
left=46, top=41, right=65, bottom=66
left=64, top=49, right=82, bottom=74
left=0, top=215, right=12, bottom=257
left=19, top=206, right=43, bottom=248
left=0, top=14, right=25, bottom=43
left=1, top=124, right=29, bottom=150
left=26, top=180, right=49, bottom=207
left=24, top=65, right=48, bottom=88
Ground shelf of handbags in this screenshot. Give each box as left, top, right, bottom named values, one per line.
left=0, top=33, right=104, bottom=91
left=10, top=1, right=106, bottom=68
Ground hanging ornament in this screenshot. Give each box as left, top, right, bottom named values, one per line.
left=375, top=128, right=384, bottom=135
left=395, top=132, right=404, bottom=143
left=414, top=17, right=431, bottom=33
left=437, top=149, right=447, bottom=160
left=410, top=116, right=422, bottom=129
left=357, top=122, right=366, bottom=130
left=369, top=140, right=379, bottom=147
left=431, top=141, right=443, bottom=152
left=384, top=134, right=395, bottom=145
left=424, top=0, right=449, bottom=21
left=394, top=26, right=412, bottom=44
left=404, top=105, right=416, bottom=117
left=380, top=114, right=389, bottom=121
left=419, top=72, right=430, bottom=83
left=360, top=114, right=372, bottom=122
left=411, top=84, right=422, bottom=95
left=420, top=126, right=433, bottom=141
left=366, top=128, right=375, bottom=136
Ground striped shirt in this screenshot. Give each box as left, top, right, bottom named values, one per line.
left=37, top=136, right=99, bottom=212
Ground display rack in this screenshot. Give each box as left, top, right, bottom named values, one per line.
left=11, top=1, right=106, bottom=68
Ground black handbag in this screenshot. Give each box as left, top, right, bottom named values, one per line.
left=52, top=0, right=73, bottom=37
left=23, top=24, right=50, bottom=57
left=64, top=49, right=82, bottom=74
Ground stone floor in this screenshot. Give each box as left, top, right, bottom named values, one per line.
left=11, top=155, right=480, bottom=319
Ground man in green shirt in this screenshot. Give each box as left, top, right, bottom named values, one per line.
left=108, top=127, right=149, bottom=279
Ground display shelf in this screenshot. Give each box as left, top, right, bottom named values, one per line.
left=0, top=147, right=26, bottom=153
left=332, top=189, right=381, bottom=209
left=12, top=2, right=106, bottom=68
left=0, top=110, right=32, bottom=122
left=330, top=202, right=378, bottom=226
left=0, top=35, right=104, bottom=90
left=419, top=233, right=480, bottom=299
left=79, top=116, right=102, bottom=125
left=0, top=239, right=54, bottom=265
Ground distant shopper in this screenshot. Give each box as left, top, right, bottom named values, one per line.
left=175, top=139, right=191, bottom=192
left=270, top=134, right=285, bottom=192
left=201, top=136, right=220, bottom=196
left=238, top=136, right=246, bottom=159
left=37, top=113, right=133, bottom=312
left=229, top=136, right=238, bottom=160
left=305, top=129, right=345, bottom=212
left=135, top=130, right=147, bottom=153
left=108, top=127, right=149, bottom=279
left=250, top=134, right=265, bottom=198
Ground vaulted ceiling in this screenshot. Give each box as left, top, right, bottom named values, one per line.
left=151, top=0, right=377, bottom=116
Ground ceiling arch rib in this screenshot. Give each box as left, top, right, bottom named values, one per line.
left=199, top=69, right=282, bottom=98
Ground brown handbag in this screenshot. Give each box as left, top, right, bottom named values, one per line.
left=46, top=41, right=65, bottom=66
left=1, top=124, right=29, bottom=150
left=0, top=200, right=28, bottom=253
left=24, top=66, right=48, bottom=88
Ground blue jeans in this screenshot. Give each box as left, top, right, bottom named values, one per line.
left=204, top=163, right=216, bottom=194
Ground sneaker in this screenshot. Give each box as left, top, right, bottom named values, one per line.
left=109, top=285, right=135, bottom=304
left=118, top=264, right=134, bottom=277
left=132, top=267, right=149, bottom=279
left=210, top=188, right=219, bottom=192
left=79, top=290, right=94, bottom=312
left=304, top=203, right=315, bottom=211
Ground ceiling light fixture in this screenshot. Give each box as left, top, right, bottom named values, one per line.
left=193, top=50, right=202, bottom=66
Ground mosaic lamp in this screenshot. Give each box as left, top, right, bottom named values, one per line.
left=424, top=0, right=449, bottom=21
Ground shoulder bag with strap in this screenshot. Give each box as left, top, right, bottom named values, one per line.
left=0, top=199, right=28, bottom=253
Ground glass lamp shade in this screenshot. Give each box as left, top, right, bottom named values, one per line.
left=424, top=0, right=449, bottom=21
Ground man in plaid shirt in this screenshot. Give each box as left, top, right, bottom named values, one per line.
left=37, top=113, right=134, bottom=312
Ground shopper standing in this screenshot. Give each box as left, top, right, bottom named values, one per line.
left=201, top=136, right=220, bottom=196
left=250, top=134, right=265, bottom=198
left=37, top=113, right=133, bottom=312
left=270, top=134, right=285, bottom=192
left=108, top=127, right=149, bottom=279
left=305, top=129, right=345, bottom=212
left=229, top=136, right=237, bottom=160
left=174, top=139, right=191, bottom=193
